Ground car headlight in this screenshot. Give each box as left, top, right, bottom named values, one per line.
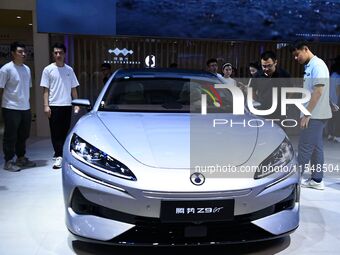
left=254, top=137, right=294, bottom=179
left=70, top=134, right=137, bottom=181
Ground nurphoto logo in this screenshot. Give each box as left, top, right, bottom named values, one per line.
left=200, top=84, right=312, bottom=128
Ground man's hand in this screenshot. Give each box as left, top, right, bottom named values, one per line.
left=44, top=105, right=51, bottom=118
left=74, top=106, right=80, bottom=114
left=330, top=101, right=339, bottom=112
left=300, top=115, right=311, bottom=129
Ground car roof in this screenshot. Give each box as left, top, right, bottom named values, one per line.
left=114, top=68, right=220, bottom=80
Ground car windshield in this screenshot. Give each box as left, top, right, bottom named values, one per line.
left=99, top=77, right=234, bottom=113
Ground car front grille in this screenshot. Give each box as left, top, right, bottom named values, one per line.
left=70, top=185, right=297, bottom=245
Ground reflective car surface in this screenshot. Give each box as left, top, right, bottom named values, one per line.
left=62, top=68, right=300, bottom=245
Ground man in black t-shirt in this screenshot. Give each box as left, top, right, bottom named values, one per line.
left=101, top=63, right=112, bottom=85
left=251, top=51, right=291, bottom=120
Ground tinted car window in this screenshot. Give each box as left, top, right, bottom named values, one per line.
left=100, top=77, right=233, bottom=113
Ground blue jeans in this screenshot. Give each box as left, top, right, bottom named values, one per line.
left=298, top=119, right=327, bottom=182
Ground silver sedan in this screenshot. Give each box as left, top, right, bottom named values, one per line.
left=62, top=68, right=300, bottom=245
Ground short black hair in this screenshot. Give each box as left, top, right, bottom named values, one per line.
left=101, top=63, right=111, bottom=69
left=260, top=51, right=277, bottom=61
left=289, top=41, right=309, bottom=53
left=52, top=42, right=66, bottom=53
left=206, top=58, right=218, bottom=66
left=10, top=42, right=26, bottom=53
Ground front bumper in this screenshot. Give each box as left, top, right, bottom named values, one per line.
left=62, top=160, right=300, bottom=245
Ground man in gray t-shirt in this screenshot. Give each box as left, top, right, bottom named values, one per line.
left=0, top=42, right=36, bottom=171
left=290, top=41, right=331, bottom=190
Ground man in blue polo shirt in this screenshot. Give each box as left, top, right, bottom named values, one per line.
left=290, top=41, right=332, bottom=190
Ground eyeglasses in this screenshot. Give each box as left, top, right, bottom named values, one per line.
left=101, top=68, right=109, bottom=72
left=262, top=63, right=275, bottom=69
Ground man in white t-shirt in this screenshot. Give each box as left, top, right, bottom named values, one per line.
left=0, top=42, right=36, bottom=171
left=291, top=41, right=332, bottom=190
left=40, top=43, right=79, bottom=169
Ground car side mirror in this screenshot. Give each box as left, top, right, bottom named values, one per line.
left=72, top=99, right=92, bottom=112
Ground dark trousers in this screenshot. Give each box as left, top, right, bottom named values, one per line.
left=49, top=106, right=72, bottom=157
left=336, top=111, right=340, bottom=136
left=2, top=108, right=31, bottom=162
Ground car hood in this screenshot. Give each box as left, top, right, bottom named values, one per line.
left=97, top=112, right=258, bottom=168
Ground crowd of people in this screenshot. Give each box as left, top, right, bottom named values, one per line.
left=0, top=41, right=339, bottom=191
left=205, top=42, right=340, bottom=190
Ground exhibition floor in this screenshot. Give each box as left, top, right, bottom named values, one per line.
left=0, top=136, right=339, bottom=255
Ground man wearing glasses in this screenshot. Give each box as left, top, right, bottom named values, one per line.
left=40, top=43, right=79, bottom=169
left=250, top=50, right=291, bottom=121
left=0, top=42, right=36, bottom=171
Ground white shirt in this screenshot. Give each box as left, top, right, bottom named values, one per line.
left=221, top=77, right=237, bottom=86
left=0, top=61, right=32, bottom=110
left=216, top=73, right=223, bottom=79
left=40, top=63, right=79, bottom=106
left=303, top=56, right=332, bottom=119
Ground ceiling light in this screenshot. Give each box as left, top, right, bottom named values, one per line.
left=16, top=16, right=21, bottom=19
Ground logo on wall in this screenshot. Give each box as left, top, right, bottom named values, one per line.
left=145, top=55, right=156, bottom=68
left=106, top=47, right=140, bottom=65
left=108, top=48, right=134, bottom=56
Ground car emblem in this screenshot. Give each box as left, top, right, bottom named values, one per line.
left=190, top=172, right=205, bottom=186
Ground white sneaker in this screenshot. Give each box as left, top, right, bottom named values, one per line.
left=301, top=178, right=325, bottom=190
left=327, top=134, right=334, bottom=141
left=53, top=157, right=62, bottom=169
